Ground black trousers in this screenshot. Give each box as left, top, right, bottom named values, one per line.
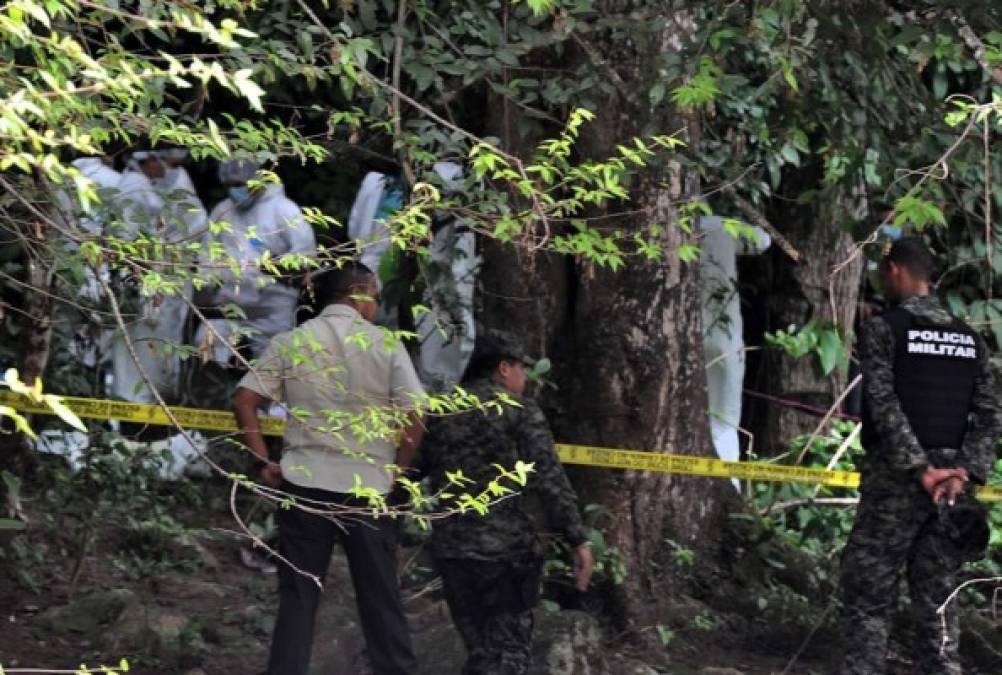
left=436, top=555, right=541, bottom=675
left=266, top=481, right=417, bottom=675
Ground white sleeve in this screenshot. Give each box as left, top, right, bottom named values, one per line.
left=278, top=200, right=316, bottom=257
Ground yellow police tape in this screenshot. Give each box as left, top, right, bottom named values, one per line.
left=5, top=391, right=1002, bottom=502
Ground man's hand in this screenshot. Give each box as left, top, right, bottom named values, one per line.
left=933, top=476, right=967, bottom=506
left=260, top=462, right=282, bottom=488
left=573, top=544, right=594, bottom=592
left=920, top=467, right=966, bottom=497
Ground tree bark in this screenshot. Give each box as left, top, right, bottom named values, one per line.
left=480, top=4, right=730, bottom=632
left=20, top=182, right=59, bottom=388
left=747, top=185, right=864, bottom=452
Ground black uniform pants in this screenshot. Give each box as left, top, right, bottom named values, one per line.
left=436, top=555, right=542, bottom=675
left=839, top=486, right=962, bottom=675
left=266, top=481, right=417, bottom=675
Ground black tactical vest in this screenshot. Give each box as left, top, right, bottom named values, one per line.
left=861, top=305, right=981, bottom=451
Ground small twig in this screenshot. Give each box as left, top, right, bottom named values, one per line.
left=795, top=374, right=862, bottom=465
left=984, top=114, right=992, bottom=296
left=704, top=345, right=761, bottom=370
left=805, top=422, right=862, bottom=499
left=949, top=10, right=1002, bottom=86
left=766, top=496, right=858, bottom=514
left=829, top=107, right=980, bottom=288
left=404, top=577, right=443, bottom=604
left=937, top=576, right=1002, bottom=657
left=779, top=602, right=836, bottom=675
left=391, top=0, right=416, bottom=187
left=570, top=32, right=630, bottom=100
left=229, top=481, right=323, bottom=589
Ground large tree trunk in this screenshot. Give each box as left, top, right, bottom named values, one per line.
left=747, top=186, right=865, bottom=453
left=0, top=179, right=59, bottom=468
left=17, top=178, right=62, bottom=387
left=481, top=5, right=730, bottom=631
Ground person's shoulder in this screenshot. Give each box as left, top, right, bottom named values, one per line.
left=863, top=306, right=902, bottom=335
left=208, top=200, right=234, bottom=220
left=285, top=315, right=332, bottom=343
left=271, top=193, right=303, bottom=216
left=323, top=309, right=393, bottom=350
left=260, top=326, right=298, bottom=355
left=505, top=392, right=547, bottom=428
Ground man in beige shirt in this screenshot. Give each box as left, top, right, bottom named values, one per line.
left=233, top=261, right=424, bottom=675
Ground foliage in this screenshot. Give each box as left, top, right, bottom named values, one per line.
left=687, top=2, right=1002, bottom=354
left=6, top=0, right=1002, bottom=650
left=0, top=433, right=205, bottom=592
left=666, top=538, right=696, bottom=569
left=957, top=449, right=1002, bottom=605
left=0, top=659, right=131, bottom=674
left=544, top=502, right=626, bottom=591
left=744, top=420, right=861, bottom=585
left=764, top=320, right=850, bottom=378
left=0, top=368, right=86, bottom=438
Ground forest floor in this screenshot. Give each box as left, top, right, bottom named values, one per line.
left=0, top=455, right=996, bottom=675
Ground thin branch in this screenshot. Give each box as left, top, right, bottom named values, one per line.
left=391, top=0, right=416, bottom=187
left=720, top=183, right=800, bottom=261
left=794, top=373, right=862, bottom=465
left=765, top=497, right=859, bottom=514
left=229, top=481, right=323, bottom=589
left=949, top=10, right=1002, bottom=86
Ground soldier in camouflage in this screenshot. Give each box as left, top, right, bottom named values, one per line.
left=839, top=237, right=1000, bottom=674
left=419, top=329, right=594, bottom=675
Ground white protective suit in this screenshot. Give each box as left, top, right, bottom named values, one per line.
left=57, top=158, right=124, bottom=240
left=347, top=171, right=404, bottom=275
left=197, top=184, right=316, bottom=362
left=414, top=162, right=479, bottom=390
left=111, top=159, right=207, bottom=403
left=53, top=158, right=123, bottom=366
left=700, top=215, right=771, bottom=485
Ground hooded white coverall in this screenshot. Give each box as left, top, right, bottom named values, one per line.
left=111, top=159, right=207, bottom=403
left=347, top=172, right=398, bottom=275
left=53, top=158, right=123, bottom=367
left=197, top=184, right=316, bottom=363
left=700, top=215, right=771, bottom=485
left=413, top=162, right=480, bottom=390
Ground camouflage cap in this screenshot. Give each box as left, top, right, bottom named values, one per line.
left=474, top=328, right=534, bottom=366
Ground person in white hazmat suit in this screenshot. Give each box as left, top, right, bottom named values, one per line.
left=53, top=157, right=124, bottom=366
left=110, top=151, right=206, bottom=404
left=196, top=158, right=317, bottom=363
left=346, top=163, right=479, bottom=389
left=414, top=162, right=479, bottom=391
left=700, top=215, right=771, bottom=488
left=347, top=171, right=405, bottom=276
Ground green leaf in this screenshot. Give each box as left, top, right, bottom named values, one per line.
left=522, top=0, right=554, bottom=16
left=817, top=329, right=843, bottom=377
left=893, top=194, right=946, bottom=230
left=233, top=69, right=266, bottom=112
left=0, top=518, right=26, bottom=531
left=780, top=143, right=800, bottom=166
left=649, top=81, right=666, bottom=106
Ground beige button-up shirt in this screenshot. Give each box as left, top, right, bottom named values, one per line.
left=238, top=304, right=425, bottom=494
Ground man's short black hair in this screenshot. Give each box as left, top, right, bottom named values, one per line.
left=883, top=236, right=933, bottom=281
left=311, top=260, right=375, bottom=308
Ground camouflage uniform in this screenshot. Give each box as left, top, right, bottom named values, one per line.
left=840, top=295, right=999, bottom=675
left=421, top=377, right=587, bottom=675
